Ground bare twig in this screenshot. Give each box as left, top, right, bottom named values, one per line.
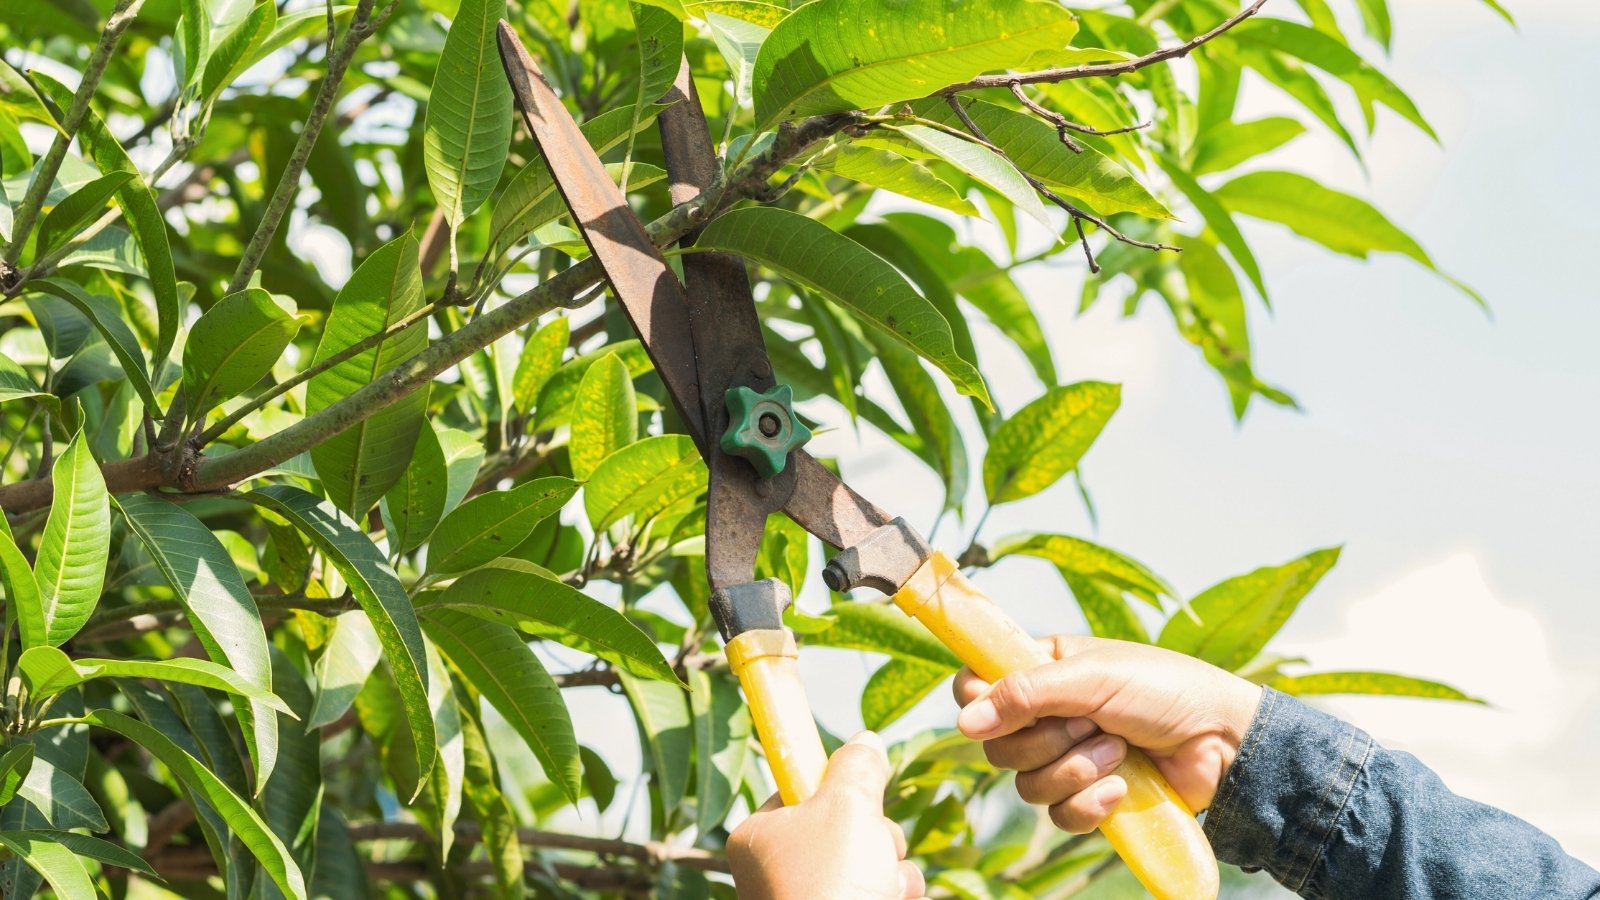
left=942, top=96, right=1178, bottom=272
left=936, top=0, right=1272, bottom=93
left=1007, top=82, right=1150, bottom=153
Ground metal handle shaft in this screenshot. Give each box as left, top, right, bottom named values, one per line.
left=726, top=629, right=828, bottom=805
left=890, top=551, right=1220, bottom=900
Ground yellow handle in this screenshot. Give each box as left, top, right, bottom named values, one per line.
left=726, top=629, right=829, bottom=805
left=891, top=551, right=1220, bottom=900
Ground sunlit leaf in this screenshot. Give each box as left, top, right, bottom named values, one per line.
left=424, top=0, right=513, bottom=227
left=584, top=434, right=705, bottom=531
left=183, top=287, right=301, bottom=419
left=982, top=382, right=1119, bottom=505
left=425, top=476, right=578, bottom=575
left=1158, top=547, right=1341, bottom=670
left=570, top=351, right=638, bottom=481
left=1268, top=670, right=1485, bottom=703
left=31, top=429, right=109, bottom=648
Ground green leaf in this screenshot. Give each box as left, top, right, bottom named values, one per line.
left=535, top=339, right=654, bottom=429
left=1158, top=547, right=1341, bottom=670
left=383, top=422, right=449, bottom=554
left=243, top=7, right=356, bottom=75
left=245, top=485, right=436, bottom=790
left=513, top=316, right=569, bottom=414
left=177, top=0, right=210, bottom=92
left=0, top=831, right=97, bottom=899
left=691, top=668, right=750, bottom=833
left=982, top=382, right=1119, bottom=505
left=632, top=3, right=684, bottom=106
left=868, top=329, right=967, bottom=515
left=990, top=533, right=1172, bottom=606
left=201, top=0, right=276, bottom=103
left=306, top=612, right=381, bottom=731
left=1214, top=170, right=1483, bottom=308
left=257, top=649, right=321, bottom=880
left=819, top=146, right=980, bottom=219
left=436, top=427, right=485, bottom=518
left=808, top=602, right=959, bottom=667
left=0, top=745, right=32, bottom=807
left=17, top=646, right=291, bottom=715
left=5, top=830, right=158, bottom=880
left=1190, top=116, right=1305, bottom=176
left=422, top=638, right=465, bottom=855
left=31, top=429, right=109, bottom=648
left=424, top=608, right=581, bottom=802
left=1267, top=670, right=1485, bottom=703
left=12, top=753, right=105, bottom=833
left=80, top=709, right=307, bottom=899
left=488, top=159, right=665, bottom=263
left=690, top=0, right=787, bottom=27
left=424, top=0, right=513, bottom=227
left=705, top=11, right=768, bottom=107
left=861, top=658, right=955, bottom=731
left=425, top=476, right=578, bottom=576
left=0, top=352, right=55, bottom=409
left=752, top=0, right=1078, bottom=127
left=916, top=97, right=1170, bottom=218
left=1159, top=158, right=1267, bottom=303
left=113, top=491, right=279, bottom=788
left=1228, top=19, right=1434, bottom=140
left=0, top=60, right=62, bottom=133
left=620, top=671, right=692, bottom=813
left=306, top=234, right=429, bottom=517
left=695, top=207, right=991, bottom=408
left=1061, top=571, right=1149, bottom=643
left=34, top=75, right=179, bottom=368
left=309, top=807, right=370, bottom=899
left=183, top=287, right=301, bottom=419
left=0, top=519, right=44, bottom=653
left=894, top=123, right=1050, bottom=229
left=418, top=565, right=678, bottom=683
left=456, top=693, right=523, bottom=894
left=570, top=352, right=637, bottom=481
left=1213, top=42, right=1358, bottom=158
left=36, top=171, right=134, bottom=256
left=29, top=279, right=159, bottom=414
left=583, top=434, right=705, bottom=532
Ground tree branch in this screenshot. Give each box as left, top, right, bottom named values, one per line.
left=225, top=0, right=393, bottom=294
left=349, top=821, right=731, bottom=874
left=936, top=0, right=1272, bottom=93
left=0, top=0, right=147, bottom=269
left=0, top=113, right=855, bottom=514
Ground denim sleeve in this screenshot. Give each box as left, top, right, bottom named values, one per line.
left=1202, top=687, right=1600, bottom=899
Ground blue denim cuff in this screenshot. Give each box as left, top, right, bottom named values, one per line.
left=1203, top=687, right=1374, bottom=895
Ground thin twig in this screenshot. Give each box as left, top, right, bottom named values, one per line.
left=349, top=821, right=731, bottom=873
left=0, top=0, right=147, bottom=268
left=942, top=96, right=1178, bottom=272
left=225, top=0, right=393, bottom=294
left=937, top=0, right=1272, bottom=93
left=1007, top=82, right=1150, bottom=153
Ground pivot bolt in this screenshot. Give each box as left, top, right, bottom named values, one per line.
left=721, top=384, right=811, bottom=479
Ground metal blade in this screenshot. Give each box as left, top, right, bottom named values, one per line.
left=495, top=23, right=706, bottom=444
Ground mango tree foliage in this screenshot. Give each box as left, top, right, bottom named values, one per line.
left=0, top=0, right=1503, bottom=895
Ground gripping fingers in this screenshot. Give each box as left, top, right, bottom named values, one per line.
left=1015, top=734, right=1127, bottom=805
left=1048, top=773, right=1129, bottom=835
left=983, top=716, right=1100, bottom=771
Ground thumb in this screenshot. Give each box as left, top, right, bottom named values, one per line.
left=816, top=731, right=892, bottom=810
left=958, top=658, right=1106, bottom=740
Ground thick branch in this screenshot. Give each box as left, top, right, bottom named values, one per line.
left=1, top=0, right=146, bottom=268
left=936, top=0, right=1271, bottom=93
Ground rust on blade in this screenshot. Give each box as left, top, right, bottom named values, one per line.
left=495, top=22, right=705, bottom=443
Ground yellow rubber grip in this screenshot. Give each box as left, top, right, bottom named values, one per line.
left=891, top=551, right=1220, bottom=900
left=726, top=629, right=828, bottom=805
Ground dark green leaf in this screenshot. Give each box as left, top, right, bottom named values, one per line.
left=426, top=476, right=578, bottom=575
left=695, top=207, right=990, bottom=408
left=424, top=0, right=513, bottom=227
left=183, top=287, right=301, bottom=419
left=29, top=279, right=159, bottom=413
left=424, top=608, right=581, bottom=802
left=383, top=422, right=449, bottom=555
left=691, top=669, right=751, bottom=833
left=245, top=485, right=436, bottom=790
left=620, top=671, right=692, bottom=814
left=36, top=171, right=134, bottom=255
left=306, top=234, right=429, bottom=517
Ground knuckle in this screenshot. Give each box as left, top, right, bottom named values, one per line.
left=991, top=673, right=1036, bottom=719
left=1049, top=799, right=1099, bottom=835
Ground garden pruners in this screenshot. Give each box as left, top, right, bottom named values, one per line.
left=496, top=25, right=1219, bottom=900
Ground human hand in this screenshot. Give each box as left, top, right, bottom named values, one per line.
left=728, top=731, right=926, bottom=900
left=953, top=635, right=1262, bottom=834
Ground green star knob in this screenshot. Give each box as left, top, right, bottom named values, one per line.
left=720, top=384, right=811, bottom=479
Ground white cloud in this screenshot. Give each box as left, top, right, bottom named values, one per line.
left=1278, top=554, right=1600, bottom=862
